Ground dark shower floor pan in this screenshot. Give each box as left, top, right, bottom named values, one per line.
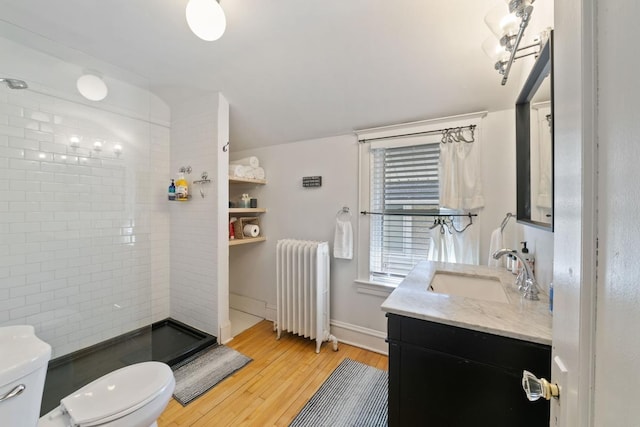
left=41, top=318, right=216, bottom=416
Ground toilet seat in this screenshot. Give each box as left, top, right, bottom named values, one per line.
left=60, top=362, right=173, bottom=426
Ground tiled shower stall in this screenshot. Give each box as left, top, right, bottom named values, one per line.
left=0, top=36, right=172, bottom=358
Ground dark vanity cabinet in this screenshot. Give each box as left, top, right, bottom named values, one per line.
left=387, top=313, right=551, bottom=427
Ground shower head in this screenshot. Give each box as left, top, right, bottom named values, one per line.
left=0, top=78, right=28, bottom=89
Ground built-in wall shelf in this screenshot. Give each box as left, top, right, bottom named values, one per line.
left=229, top=177, right=267, bottom=185
left=229, top=208, right=267, bottom=214
left=229, top=236, right=266, bottom=246
left=229, top=174, right=267, bottom=243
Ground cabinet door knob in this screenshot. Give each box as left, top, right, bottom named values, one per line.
left=522, top=370, right=559, bottom=401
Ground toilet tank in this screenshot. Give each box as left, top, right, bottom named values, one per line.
left=0, top=325, right=52, bottom=427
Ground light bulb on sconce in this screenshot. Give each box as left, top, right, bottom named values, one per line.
left=69, top=135, right=81, bottom=148
left=482, top=37, right=510, bottom=74
left=93, top=140, right=103, bottom=152
left=186, top=0, right=226, bottom=41
left=484, top=3, right=519, bottom=51
left=113, top=144, right=123, bottom=156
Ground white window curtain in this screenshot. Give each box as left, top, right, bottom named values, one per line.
left=439, top=129, right=485, bottom=211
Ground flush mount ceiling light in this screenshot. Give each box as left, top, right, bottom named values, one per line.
left=483, top=0, right=539, bottom=85
left=186, top=0, right=226, bottom=41
left=76, top=73, right=108, bottom=101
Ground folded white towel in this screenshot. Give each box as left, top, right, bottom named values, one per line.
left=253, top=166, right=265, bottom=180
left=333, top=218, right=353, bottom=260
left=230, top=156, right=259, bottom=168
left=229, top=164, right=246, bottom=178
left=488, top=227, right=503, bottom=267
left=243, top=167, right=255, bottom=179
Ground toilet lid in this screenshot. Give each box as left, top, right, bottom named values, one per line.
left=60, top=361, right=173, bottom=427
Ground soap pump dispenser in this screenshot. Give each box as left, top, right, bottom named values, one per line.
left=520, top=241, right=535, bottom=275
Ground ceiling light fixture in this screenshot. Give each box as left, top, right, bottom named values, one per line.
left=483, top=0, right=540, bottom=85
left=186, top=0, right=226, bottom=41
left=77, top=73, right=108, bottom=101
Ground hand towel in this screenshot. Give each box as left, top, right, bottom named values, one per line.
left=333, top=218, right=353, bottom=259
left=230, top=156, right=259, bottom=168
left=488, top=227, right=503, bottom=267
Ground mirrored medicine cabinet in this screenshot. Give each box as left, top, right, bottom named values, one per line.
left=515, top=31, right=554, bottom=232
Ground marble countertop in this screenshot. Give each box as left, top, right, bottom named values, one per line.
left=381, top=261, right=553, bottom=345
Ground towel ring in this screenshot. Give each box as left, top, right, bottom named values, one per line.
left=337, top=206, right=352, bottom=219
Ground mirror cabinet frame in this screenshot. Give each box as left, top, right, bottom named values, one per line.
left=515, top=31, right=554, bottom=231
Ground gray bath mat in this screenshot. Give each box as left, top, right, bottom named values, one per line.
left=290, top=358, right=388, bottom=427
left=171, top=345, right=252, bottom=406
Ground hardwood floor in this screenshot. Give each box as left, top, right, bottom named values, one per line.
left=158, top=320, right=388, bottom=426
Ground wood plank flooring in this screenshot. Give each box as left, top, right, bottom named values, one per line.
left=158, top=320, right=388, bottom=427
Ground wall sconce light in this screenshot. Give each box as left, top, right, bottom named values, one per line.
left=69, top=135, right=81, bottom=148
left=113, top=143, right=123, bottom=156
left=77, top=73, right=108, bottom=101
left=186, top=0, right=226, bottom=41
left=93, top=140, right=103, bottom=152
left=483, top=0, right=538, bottom=85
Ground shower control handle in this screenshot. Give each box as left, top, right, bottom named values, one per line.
left=0, top=384, right=25, bottom=402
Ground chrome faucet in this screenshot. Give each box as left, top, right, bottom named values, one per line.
left=492, top=248, right=540, bottom=300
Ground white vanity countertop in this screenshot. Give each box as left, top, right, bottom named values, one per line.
left=381, top=261, right=553, bottom=345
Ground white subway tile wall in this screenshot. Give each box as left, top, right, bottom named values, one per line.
left=168, top=96, right=222, bottom=336
left=0, top=86, right=171, bottom=357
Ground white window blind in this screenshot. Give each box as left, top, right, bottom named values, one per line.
left=369, top=142, right=441, bottom=283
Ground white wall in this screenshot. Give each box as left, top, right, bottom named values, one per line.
left=230, top=109, right=554, bottom=350
left=0, top=36, right=171, bottom=357
left=169, top=93, right=228, bottom=338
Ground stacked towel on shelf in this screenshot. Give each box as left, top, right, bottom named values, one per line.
left=231, top=156, right=259, bottom=167
left=229, top=157, right=265, bottom=180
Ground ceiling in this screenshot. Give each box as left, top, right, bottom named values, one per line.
left=0, top=0, right=553, bottom=151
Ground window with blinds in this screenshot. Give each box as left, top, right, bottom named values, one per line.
left=369, top=142, right=441, bottom=284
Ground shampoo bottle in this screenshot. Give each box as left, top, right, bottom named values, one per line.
left=176, top=173, right=189, bottom=201
left=168, top=179, right=176, bottom=201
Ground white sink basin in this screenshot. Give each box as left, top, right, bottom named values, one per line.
left=428, top=271, right=509, bottom=303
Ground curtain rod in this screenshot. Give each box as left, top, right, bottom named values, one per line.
left=358, top=124, right=476, bottom=144
left=360, top=210, right=477, bottom=218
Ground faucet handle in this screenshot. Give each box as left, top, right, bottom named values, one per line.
left=515, top=269, right=526, bottom=291
left=523, top=278, right=540, bottom=300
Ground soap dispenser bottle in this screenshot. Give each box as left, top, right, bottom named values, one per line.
left=168, top=179, right=176, bottom=201
left=520, top=241, right=535, bottom=275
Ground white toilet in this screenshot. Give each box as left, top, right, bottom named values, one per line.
left=0, top=325, right=175, bottom=427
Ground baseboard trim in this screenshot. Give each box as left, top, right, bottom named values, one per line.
left=330, top=320, right=388, bottom=355
left=219, top=319, right=233, bottom=345
left=265, top=304, right=276, bottom=322
left=230, top=296, right=388, bottom=355
left=230, top=293, right=266, bottom=318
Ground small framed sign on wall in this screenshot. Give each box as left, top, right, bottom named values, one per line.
left=302, top=176, right=322, bottom=188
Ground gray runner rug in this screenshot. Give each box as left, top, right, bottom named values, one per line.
left=290, top=358, right=388, bottom=427
left=171, top=345, right=252, bottom=406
